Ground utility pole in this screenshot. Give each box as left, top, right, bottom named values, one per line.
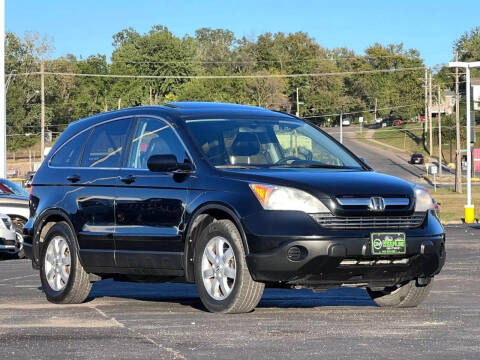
left=437, top=86, right=443, bottom=176
left=374, top=98, right=377, bottom=122
left=40, top=60, right=45, bottom=162
left=296, top=87, right=300, bottom=117
left=454, top=52, right=462, bottom=193
left=424, top=68, right=428, bottom=143
left=429, top=69, right=433, bottom=157
left=339, top=105, right=344, bottom=144
left=0, top=0, right=6, bottom=178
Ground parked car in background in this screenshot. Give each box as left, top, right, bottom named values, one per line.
left=342, top=118, right=351, bottom=126
left=0, top=178, right=29, bottom=258
left=0, top=213, right=21, bottom=258
left=24, top=102, right=445, bottom=313
left=410, top=153, right=424, bottom=165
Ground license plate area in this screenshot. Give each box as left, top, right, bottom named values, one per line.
left=370, top=232, right=406, bottom=255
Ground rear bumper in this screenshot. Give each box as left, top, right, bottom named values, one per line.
left=246, top=234, right=445, bottom=287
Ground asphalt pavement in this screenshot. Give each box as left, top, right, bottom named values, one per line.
left=324, top=125, right=428, bottom=186
left=0, top=225, right=479, bottom=360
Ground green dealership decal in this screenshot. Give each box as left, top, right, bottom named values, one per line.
left=371, top=233, right=406, bottom=255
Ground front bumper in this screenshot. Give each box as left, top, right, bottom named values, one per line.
left=0, top=228, right=17, bottom=253
left=246, top=234, right=445, bottom=287
left=243, top=211, right=445, bottom=287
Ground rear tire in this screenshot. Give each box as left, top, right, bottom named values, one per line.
left=40, top=222, right=91, bottom=304
left=194, top=219, right=264, bottom=313
left=367, top=279, right=433, bottom=308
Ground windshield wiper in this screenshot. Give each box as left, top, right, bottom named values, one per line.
left=269, top=164, right=357, bottom=169
left=216, top=165, right=261, bottom=169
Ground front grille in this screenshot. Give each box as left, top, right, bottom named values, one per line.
left=311, top=213, right=426, bottom=230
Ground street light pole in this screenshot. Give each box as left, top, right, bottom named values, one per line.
left=465, top=65, right=472, bottom=211
left=438, top=86, right=443, bottom=176
left=40, top=60, right=45, bottom=161
left=448, top=60, right=480, bottom=223
left=0, top=0, right=5, bottom=178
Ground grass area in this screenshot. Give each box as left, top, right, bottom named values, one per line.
left=431, top=186, right=480, bottom=223
left=371, top=123, right=425, bottom=154
left=358, top=122, right=480, bottom=163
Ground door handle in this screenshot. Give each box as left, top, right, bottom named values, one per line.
left=66, top=174, right=81, bottom=183
left=120, top=175, right=136, bottom=184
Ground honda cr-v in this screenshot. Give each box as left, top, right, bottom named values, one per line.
left=23, top=102, right=445, bottom=313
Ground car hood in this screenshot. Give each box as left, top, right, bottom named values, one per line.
left=221, top=168, right=415, bottom=199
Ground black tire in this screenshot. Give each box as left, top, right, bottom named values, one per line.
left=40, top=222, right=91, bottom=304
left=194, top=219, right=264, bottom=313
left=12, top=217, right=26, bottom=259
left=367, top=279, right=433, bottom=308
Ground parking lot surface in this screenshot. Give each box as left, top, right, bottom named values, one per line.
left=0, top=225, right=479, bottom=359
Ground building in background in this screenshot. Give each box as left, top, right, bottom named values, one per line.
left=472, top=78, right=480, bottom=111
left=431, top=90, right=455, bottom=116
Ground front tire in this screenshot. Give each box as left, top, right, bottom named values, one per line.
left=11, top=217, right=26, bottom=259
left=367, top=279, right=433, bottom=308
left=194, top=219, right=264, bottom=313
left=40, top=222, right=91, bottom=304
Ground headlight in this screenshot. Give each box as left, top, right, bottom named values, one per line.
left=249, top=184, right=329, bottom=213
left=0, top=215, right=12, bottom=230
left=414, top=186, right=434, bottom=212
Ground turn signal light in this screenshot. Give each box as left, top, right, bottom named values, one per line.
left=250, top=184, right=272, bottom=205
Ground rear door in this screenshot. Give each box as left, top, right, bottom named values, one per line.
left=114, top=116, right=192, bottom=272
left=56, top=118, right=132, bottom=270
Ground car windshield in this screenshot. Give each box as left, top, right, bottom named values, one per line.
left=184, top=117, right=364, bottom=169
left=0, top=179, right=28, bottom=196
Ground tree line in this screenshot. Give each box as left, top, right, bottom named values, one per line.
left=5, top=25, right=480, bottom=150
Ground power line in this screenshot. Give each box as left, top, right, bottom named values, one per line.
left=10, top=66, right=426, bottom=79
left=112, top=55, right=426, bottom=65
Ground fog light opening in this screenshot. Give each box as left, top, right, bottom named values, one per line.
left=287, top=246, right=307, bottom=262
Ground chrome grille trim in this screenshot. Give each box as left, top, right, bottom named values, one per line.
left=311, top=213, right=425, bottom=229
left=337, top=197, right=410, bottom=207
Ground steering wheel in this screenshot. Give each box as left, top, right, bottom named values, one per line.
left=275, top=156, right=303, bottom=165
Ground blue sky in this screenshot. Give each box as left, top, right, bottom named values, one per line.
left=6, top=0, right=480, bottom=67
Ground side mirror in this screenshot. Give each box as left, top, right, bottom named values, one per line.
left=147, top=154, right=193, bottom=172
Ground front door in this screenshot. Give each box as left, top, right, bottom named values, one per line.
left=114, top=117, right=192, bottom=271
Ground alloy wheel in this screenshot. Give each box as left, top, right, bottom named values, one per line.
left=201, top=236, right=236, bottom=300
left=44, top=236, right=71, bottom=291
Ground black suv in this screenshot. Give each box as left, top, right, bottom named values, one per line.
left=24, top=102, right=445, bottom=313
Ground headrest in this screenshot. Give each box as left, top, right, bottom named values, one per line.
left=230, top=132, right=260, bottom=156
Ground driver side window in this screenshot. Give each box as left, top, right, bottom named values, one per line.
left=127, top=118, right=188, bottom=169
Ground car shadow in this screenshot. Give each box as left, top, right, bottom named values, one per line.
left=88, top=279, right=376, bottom=310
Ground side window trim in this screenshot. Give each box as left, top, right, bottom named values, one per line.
left=77, top=128, right=93, bottom=167
left=122, top=115, right=195, bottom=171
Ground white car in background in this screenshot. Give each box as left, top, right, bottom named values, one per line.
left=0, top=178, right=29, bottom=258
left=342, top=118, right=351, bottom=126
left=0, top=213, right=22, bottom=258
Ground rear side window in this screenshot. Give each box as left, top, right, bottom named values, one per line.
left=50, top=130, right=91, bottom=167
left=81, top=119, right=131, bottom=168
